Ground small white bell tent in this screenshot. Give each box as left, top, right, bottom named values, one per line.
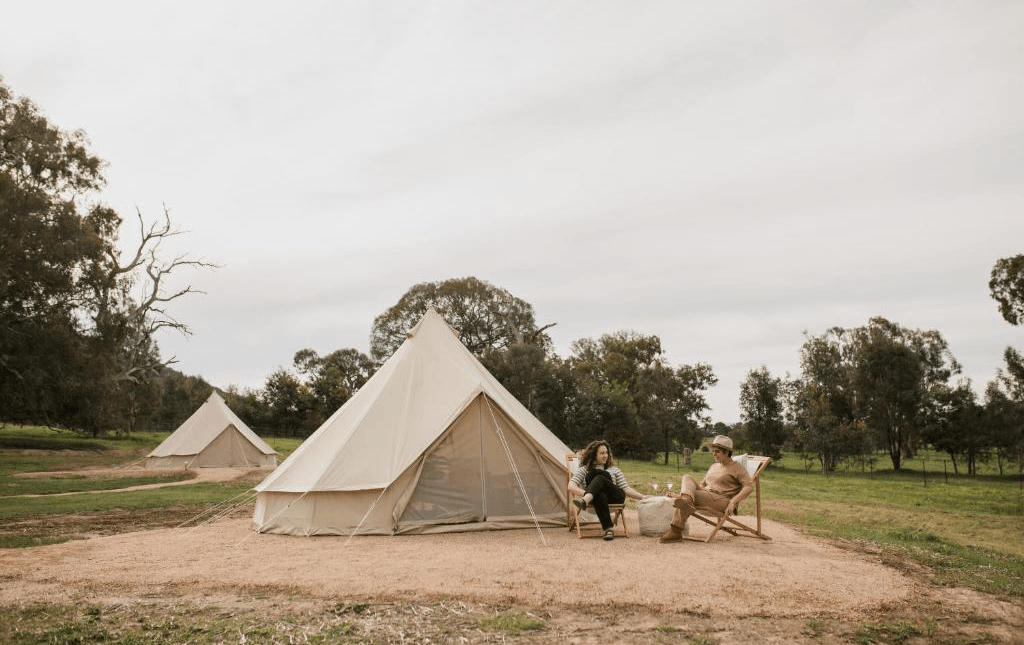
left=252, top=308, right=573, bottom=535
left=146, top=391, right=278, bottom=468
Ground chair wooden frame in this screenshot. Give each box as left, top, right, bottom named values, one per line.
left=565, top=453, right=628, bottom=539
left=681, top=454, right=771, bottom=543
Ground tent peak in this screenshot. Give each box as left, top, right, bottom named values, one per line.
left=407, top=307, right=460, bottom=340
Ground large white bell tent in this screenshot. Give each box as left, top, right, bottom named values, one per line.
left=252, top=308, right=573, bottom=536
left=146, top=391, right=278, bottom=469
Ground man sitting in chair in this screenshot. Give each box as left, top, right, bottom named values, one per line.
left=569, top=440, right=647, bottom=541
left=659, top=435, right=752, bottom=544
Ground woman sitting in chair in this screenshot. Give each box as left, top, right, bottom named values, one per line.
left=659, top=435, right=752, bottom=544
left=568, top=440, right=647, bottom=541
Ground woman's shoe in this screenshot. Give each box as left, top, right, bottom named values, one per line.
left=573, top=497, right=587, bottom=511
left=603, top=529, right=614, bottom=541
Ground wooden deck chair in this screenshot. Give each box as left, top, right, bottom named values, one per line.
left=565, top=453, right=628, bottom=539
left=682, top=454, right=771, bottom=543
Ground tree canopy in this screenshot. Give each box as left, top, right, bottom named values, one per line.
left=369, top=277, right=551, bottom=362
left=739, top=366, right=787, bottom=460
left=790, top=318, right=961, bottom=470
left=294, top=347, right=374, bottom=419
left=990, top=254, right=1024, bottom=326
left=0, top=78, right=211, bottom=433
left=564, top=331, right=716, bottom=459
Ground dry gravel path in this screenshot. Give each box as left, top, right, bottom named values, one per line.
left=9, top=467, right=254, bottom=497
left=0, top=512, right=915, bottom=618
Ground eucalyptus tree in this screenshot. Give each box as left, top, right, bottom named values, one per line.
left=988, top=254, right=1024, bottom=471
left=566, top=331, right=716, bottom=459
left=260, top=368, right=318, bottom=437
left=794, top=318, right=960, bottom=471
left=481, top=340, right=571, bottom=435
left=738, top=366, right=788, bottom=460
left=791, top=329, right=866, bottom=471
left=921, top=381, right=986, bottom=475
left=293, top=347, right=375, bottom=421
left=990, top=254, right=1024, bottom=326
left=369, top=277, right=553, bottom=362
left=983, top=380, right=1023, bottom=476
left=1, top=78, right=109, bottom=425
left=847, top=317, right=960, bottom=469
left=636, top=361, right=716, bottom=463
left=983, top=347, right=1024, bottom=475
left=0, top=78, right=213, bottom=432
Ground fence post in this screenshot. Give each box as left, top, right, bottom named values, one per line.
left=943, top=460, right=948, bottom=485
left=922, top=459, right=927, bottom=487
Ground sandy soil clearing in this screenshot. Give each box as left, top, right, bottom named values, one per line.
left=0, top=510, right=927, bottom=620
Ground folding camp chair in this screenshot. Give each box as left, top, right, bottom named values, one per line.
left=565, top=453, right=628, bottom=539
left=682, top=454, right=771, bottom=543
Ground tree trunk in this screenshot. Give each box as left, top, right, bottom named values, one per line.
left=662, top=425, right=670, bottom=465
left=885, top=407, right=903, bottom=470
left=887, top=438, right=902, bottom=470
left=127, top=386, right=138, bottom=434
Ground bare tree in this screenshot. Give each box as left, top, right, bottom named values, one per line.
left=100, top=206, right=219, bottom=383
left=89, top=206, right=219, bottom=386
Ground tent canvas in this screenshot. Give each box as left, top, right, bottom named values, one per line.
left=252, top=308, right=573, bottom=536
left=146, top=391, right=278, bottom=469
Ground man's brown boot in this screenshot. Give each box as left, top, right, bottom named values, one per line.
left=672, top=494, right=693, bottom=509
left=658, top=524, right=683, bottom=543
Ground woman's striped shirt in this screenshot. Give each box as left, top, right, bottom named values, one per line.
left=570, top=464, right=630, bottom=490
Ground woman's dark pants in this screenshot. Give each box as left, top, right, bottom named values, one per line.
left=584, top=469, right=626, bottom=530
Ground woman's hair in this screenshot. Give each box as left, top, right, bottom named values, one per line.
left=580, top=440, right=614, bottom=469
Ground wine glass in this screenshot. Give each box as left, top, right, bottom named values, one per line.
left=666, top=480, right=674, bottom=493
left=652, top=480, right=659, bottom=494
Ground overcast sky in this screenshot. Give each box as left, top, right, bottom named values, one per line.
left=3, top=2, right=1022, bottom=423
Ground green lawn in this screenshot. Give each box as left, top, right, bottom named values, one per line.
left=0, top=449, right=141, bottom=478
left=0, top=425, right=266, bottom=524
left=0, top=425, right=169, bottom=452
left=0, top=481, right=256, bottom=521
left=264, top=435, right=304, bottom=457
left=0, top=472, right=194, bottom=497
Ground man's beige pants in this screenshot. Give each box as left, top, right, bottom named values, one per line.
left=671, top=474, right=730, bottom=529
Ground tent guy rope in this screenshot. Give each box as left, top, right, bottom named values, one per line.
left=484, top=396, right=547, bottom=546
left=175, top=487, right=256, bottom=529
left=233, top=491, right=310, bottom=548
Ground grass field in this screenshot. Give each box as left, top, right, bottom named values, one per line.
left=0, top=425, right=268, bottom=548
left=0, top=425, right=1021, bottom=643
left=1, top=425, right=1022, bottom=599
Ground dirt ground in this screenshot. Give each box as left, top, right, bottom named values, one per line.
left=12, top=465, right=256, bottom=494
left=1, top=468, right=1022, bottom=643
